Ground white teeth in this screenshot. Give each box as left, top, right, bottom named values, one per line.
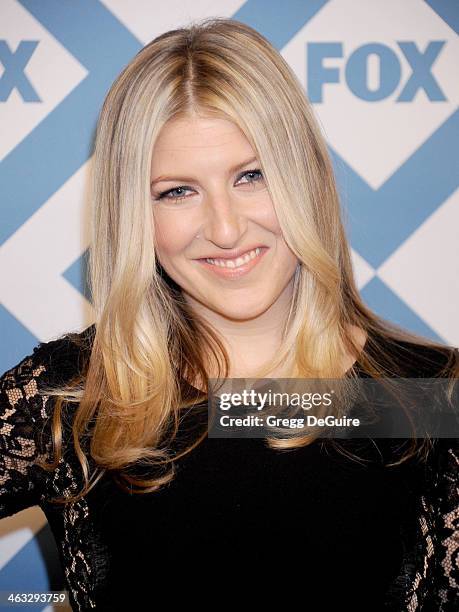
left=206, top=247, right=261, bottom=268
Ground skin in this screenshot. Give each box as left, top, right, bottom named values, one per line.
left=150, top=114, right=366, bottom=378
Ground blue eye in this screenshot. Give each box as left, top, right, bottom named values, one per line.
left=153, top=168, right=264, bottom=204
left=156, top=186, right=191, bottom=201
left=240, top=169, right=263, bottom=184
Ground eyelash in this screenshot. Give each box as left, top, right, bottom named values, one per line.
left=153, top=168, right=264, bottom=203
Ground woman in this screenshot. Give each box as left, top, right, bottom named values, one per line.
left=1, top=17, right=458, bottom=611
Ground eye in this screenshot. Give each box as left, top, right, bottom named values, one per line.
left=154, top=185, right=193, bottom=203
left=237, top=168, right=264, bottom=185
left=152, top=168, right=264, bottom=204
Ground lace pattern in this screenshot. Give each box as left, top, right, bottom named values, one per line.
left=430, top=439, right=459, bottom=609
left=0, top=335, right=458, bottom=611
left=0, top=343, right=99, bottom=611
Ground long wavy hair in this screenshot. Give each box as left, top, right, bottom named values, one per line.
left=36, top=17, right=459, bottom=504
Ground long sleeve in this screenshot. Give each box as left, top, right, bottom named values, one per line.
left=432, top=437, right=459, bottom=609
left=0, top=348, right=51, bottom=519
left=402, top=439, right=459, bottom=611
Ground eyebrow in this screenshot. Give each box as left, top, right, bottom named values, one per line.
left=150, top=155, right=259, bottom=186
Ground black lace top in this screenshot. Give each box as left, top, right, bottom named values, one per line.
left=0, top=326, right=458, bottom=611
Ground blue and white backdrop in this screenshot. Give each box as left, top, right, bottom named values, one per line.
left=1, top=1, right=458, bottom=609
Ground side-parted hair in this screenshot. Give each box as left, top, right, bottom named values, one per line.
left=36, top=17, right=459, bottom=503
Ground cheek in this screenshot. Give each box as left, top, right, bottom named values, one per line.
left=152, top=211, right=191, bottom=257
left=259, top=198, right=283, bottom=235
left=261, top=201, right=293, bottom=249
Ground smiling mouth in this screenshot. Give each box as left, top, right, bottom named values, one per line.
left=202, top=246, right=262, bottom=267
left=195, top=246, right=269, bottom=278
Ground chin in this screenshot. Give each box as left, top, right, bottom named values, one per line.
left=214, top=302, right=272, bottom=321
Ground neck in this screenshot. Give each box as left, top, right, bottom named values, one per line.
left=185, top=279, right=295, bottom=378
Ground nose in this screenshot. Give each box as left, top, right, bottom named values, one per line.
left=197, top=191, right=248, bottom=247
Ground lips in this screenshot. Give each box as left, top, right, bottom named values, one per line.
left=196, top=245, right=267, bottom=261
left=195, top=246, right=269, bottom=279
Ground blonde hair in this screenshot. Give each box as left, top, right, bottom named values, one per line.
left=36, top=17, right=459, bottom=504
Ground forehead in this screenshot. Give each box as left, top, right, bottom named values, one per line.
left=151, top=115, right=253, bottom=165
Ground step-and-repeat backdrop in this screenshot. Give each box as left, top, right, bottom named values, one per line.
left=1, top=1, right=458, bottom=609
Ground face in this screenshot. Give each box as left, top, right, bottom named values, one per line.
left=150, top=114, right=299, bottom=322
